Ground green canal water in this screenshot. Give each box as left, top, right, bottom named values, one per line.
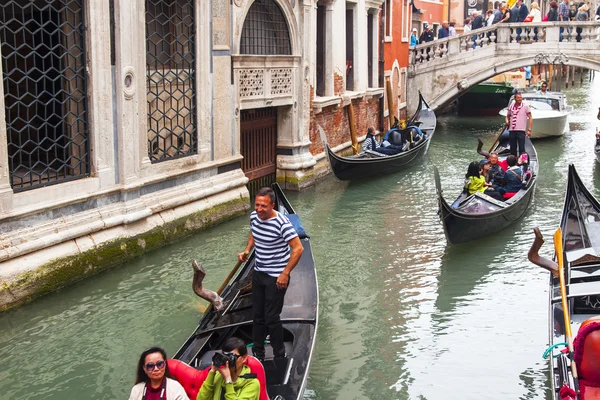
left=1, top=79, right=599, bottom=400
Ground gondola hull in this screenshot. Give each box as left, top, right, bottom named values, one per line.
left=173, top=184, right=318, bottom=400
left=546, top=165, right=600, bottom=400
left=435, top=136, right=538, bottom=245
left=324, top=94, right=436, bottom=181
left=327, top=137, right=432, bottom=180
left=437, top=181, right=535, bottom=244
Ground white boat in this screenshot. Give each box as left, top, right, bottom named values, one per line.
left=499, top=92, right=572, bottom=139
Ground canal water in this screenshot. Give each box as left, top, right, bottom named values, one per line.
left=1, top=78, right=599, bottom=400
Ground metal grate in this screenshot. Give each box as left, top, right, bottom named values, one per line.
left=146, top=0, right=197, bottom=163
left=0, top=0, right=89, bottom=192
left=240, top=0, right=291, bottom=55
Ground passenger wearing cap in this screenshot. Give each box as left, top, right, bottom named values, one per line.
left=419, top=23, right=434, bottom=43
left=410, top=28, right=418, bottom=46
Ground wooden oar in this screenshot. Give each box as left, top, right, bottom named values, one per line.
left=216, top=259, right=244, bottom=295
left=553, top=227, right=580, bottom=395
left=488, top=124, right=508, bottom=153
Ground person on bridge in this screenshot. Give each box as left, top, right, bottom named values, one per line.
left=419, top=23, right=434, bottom=43
left=492, top=4, right=503, bottom=24
left=558, top=0, right=570, bottom=40
left=463, top=18, right=472, bottom=33
left=516, top=0, right=529, bottom=22
left=410, top=28, right=419, bottom=46
left=438, top=21, right=450, bottom=39
left=238, top=187, right=303, bottom=363
left=529, top=2, right=542, bottom=21
left=486, top=10, right=495, bottom=26
left=470, top=11, right=484, bottom=48
left=499, top=2, right=512, bottom=23
left=449, top=21, right=457, bottom=36
left=545, top=1, right=559, bottom=21
left=505, top=92, right=533, bottom=156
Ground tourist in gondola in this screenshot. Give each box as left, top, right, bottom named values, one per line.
left=487, top=153, right=505, bottom=187
left=505, top=92, right=533, bottom=156
left=362, top=127, right=379, bottom=151
left=129, top=347, right=188, bottom=400
left=238, top=187, right=303, bottom=363
left=464, top=161, right=504, bottom=200
left=197, top=337, right=260, bottom=400
left=498, top=155, right=523, bottom=197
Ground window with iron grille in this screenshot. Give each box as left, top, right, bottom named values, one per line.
left=0, top=0, right=89, bottom=192
left=240, top=0, right=292, bottom=55
left=146, top=0, right=197, bottom=163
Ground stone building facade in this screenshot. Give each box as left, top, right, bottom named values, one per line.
left=0, top=0, right=385, bottom=311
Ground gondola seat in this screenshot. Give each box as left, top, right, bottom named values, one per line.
left=503, top=192, right=518, bottom=200
left=573, top=319, right=600, bottom=400
left=167, top=356, right=269, bottom=400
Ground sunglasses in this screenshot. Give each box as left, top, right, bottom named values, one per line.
left=145, top=360, right=166, bottom=371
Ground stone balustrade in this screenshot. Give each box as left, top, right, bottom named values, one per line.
left=410, top=21, right=600, bottom=67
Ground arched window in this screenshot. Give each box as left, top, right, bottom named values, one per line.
left=240, top=0, right=291, bottom=55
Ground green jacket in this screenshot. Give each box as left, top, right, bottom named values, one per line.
left=197, top=365, right=260, bottom=400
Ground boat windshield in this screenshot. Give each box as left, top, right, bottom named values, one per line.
left=524, top=97, right=560, bottom=111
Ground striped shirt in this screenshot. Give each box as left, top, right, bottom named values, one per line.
left=250, top=211, right=298, bottom=277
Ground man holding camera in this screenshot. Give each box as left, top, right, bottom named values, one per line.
left=197, top=337, right=260, bottom=400
left=239, top=187, right=303, bottom=362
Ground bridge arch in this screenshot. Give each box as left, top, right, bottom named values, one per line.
left=433, top=55, right=600, bottom=110
left=405, top=21, right=600, bottom=113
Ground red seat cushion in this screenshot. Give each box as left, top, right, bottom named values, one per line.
left=168, top=359, right=210, bottom=400
left=246, top=356, right=269, bottom=400
left=503, top=192, right=517, bottom=199
left=168, top=357, right=269, bottom=400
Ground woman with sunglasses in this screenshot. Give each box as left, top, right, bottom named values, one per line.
left=129, top=347, right=188, bottom=400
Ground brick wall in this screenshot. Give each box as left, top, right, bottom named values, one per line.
left=309, top=90, right=381, bottom=155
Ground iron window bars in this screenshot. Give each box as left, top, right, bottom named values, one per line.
left=0, top=0, right=89, bottom=192
left=146, top=0, right=197, bottom=163
left=240, top=0, right=292, bottom=55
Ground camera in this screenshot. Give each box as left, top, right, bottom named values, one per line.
left=212, top=351, right=239, bottom=368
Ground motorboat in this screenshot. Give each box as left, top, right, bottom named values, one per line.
left=499, top=91, right=572, bottom=139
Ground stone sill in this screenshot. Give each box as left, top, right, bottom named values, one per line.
left=313, top=95, right=341, bottom=113
left=342, top=90, right=367, bottom=105
left=366, top=87, right=385, bottom=99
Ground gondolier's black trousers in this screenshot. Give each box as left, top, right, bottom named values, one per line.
left=509, top=130, right=526, bottom=156
left=252, top=270, right=288, bottom=359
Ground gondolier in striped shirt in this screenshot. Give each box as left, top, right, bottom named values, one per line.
left=238, top=187, right=304, bottom=362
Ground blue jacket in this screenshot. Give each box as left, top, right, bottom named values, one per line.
left=438, top=27, right=449, bottom=39
left=503, top=166, right=523, bottom=193
left=517, top=4, right=529, bottom=22
left=410, top=34, right=418, bottom=46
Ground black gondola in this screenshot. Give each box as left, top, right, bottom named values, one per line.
left=434, top=135, right=538, bottom=245
left=321, top=94, right=436, bottom=181
left=173, top=183, right=318, bottom=400
left=528, top=165, right=600, bottom=400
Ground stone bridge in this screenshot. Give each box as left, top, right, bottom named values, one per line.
left=406, top=21, right=600, bottom=113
